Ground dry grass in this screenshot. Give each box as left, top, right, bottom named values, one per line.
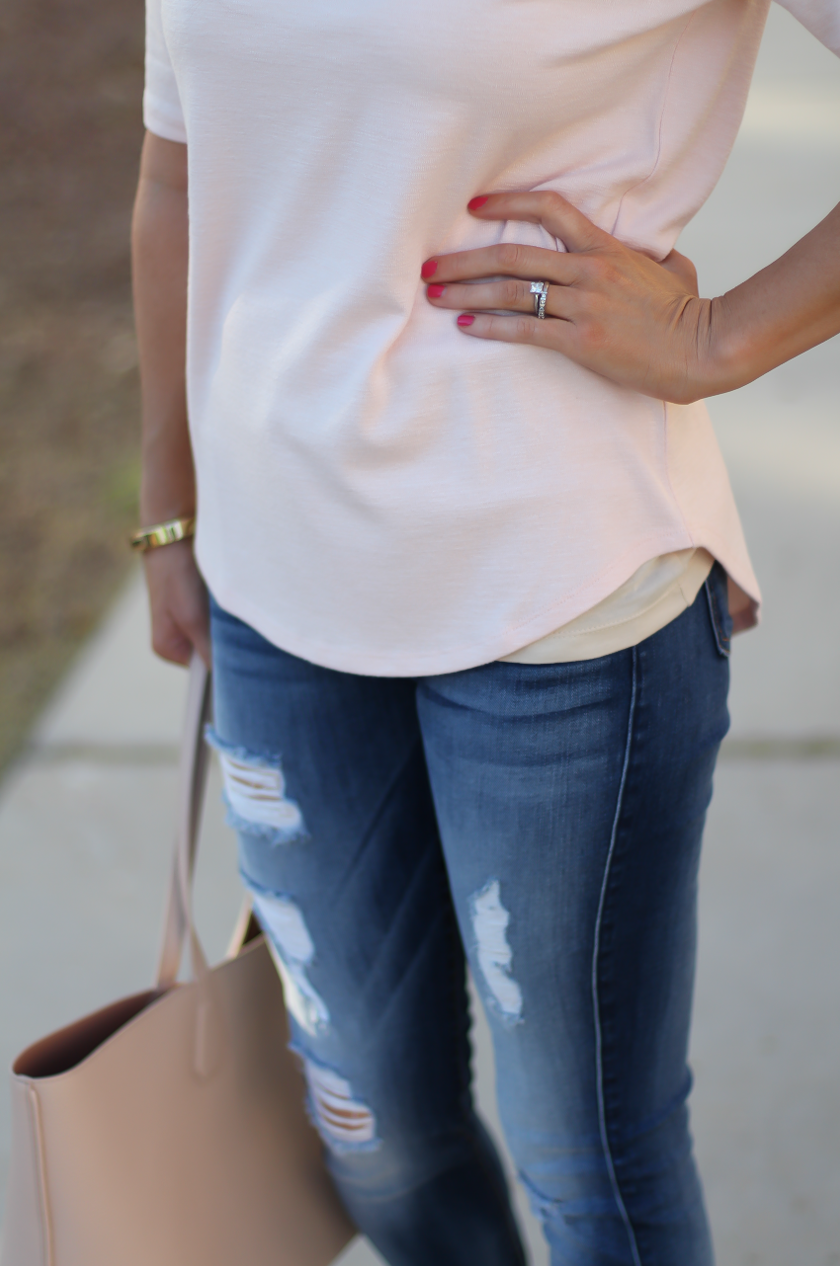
left=0, top=0, right=145, bottom=772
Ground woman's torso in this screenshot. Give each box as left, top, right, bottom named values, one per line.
left=144, top=0, right=775, bottom=673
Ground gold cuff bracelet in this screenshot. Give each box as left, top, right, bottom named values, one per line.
left=130, top=516, right=196, bottom=553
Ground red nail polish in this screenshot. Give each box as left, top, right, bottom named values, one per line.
left=421, top=259, right=438, bottom=279
left=427, top=283, right=445, bottom=298
left=457, top=314, right=475, bottom=327
left=467, top=196, right=488, bottom=211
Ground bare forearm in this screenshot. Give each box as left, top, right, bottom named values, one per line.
left=132, top=133, right=210, bottom=667
left=131, top=132, right=192, bottom=523
left=707, top=200, right=840, bottom=395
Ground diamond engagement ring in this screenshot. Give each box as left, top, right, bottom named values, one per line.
left=530, top=280, right=549, bottom=319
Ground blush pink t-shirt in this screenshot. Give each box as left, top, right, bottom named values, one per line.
left=144, top=0, right=838, bottom=676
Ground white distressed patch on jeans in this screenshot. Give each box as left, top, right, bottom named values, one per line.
left=304, top=1060, right=378, bottom=1150
left=218, top=750, right=304, bottom=835
left=470, top=879, right=523, bottom=1024
left=249, top=889, right=330, bottom=1035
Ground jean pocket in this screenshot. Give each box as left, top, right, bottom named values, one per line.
left=704, top=561, right=733, bottom=657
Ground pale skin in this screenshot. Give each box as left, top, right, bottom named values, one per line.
left=133, top=131, right=840, bottom=667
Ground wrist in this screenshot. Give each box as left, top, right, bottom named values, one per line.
left=670, top=297, right=726, bottom=404
left=139, top=474, right=195, bottom=526
left=139, top=499, right=196, bottom=525
left=700, top=292, right=765, bottom=398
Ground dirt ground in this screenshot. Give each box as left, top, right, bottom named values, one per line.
left=0, top=0, right=146, bottom=772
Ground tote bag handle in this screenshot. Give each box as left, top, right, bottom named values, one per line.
left=155, top=654, right=214, bottom=991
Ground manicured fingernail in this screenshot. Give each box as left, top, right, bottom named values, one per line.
left=457, top=314, right=475, bottom=327
left=427, top=283, right=445, bottom=297
left=421, top=259, right=438, bottom=278
left=467, top=196, right=488, bottom=211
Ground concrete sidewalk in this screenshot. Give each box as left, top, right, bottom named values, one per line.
left=1, top=8, right=839, bottom=1263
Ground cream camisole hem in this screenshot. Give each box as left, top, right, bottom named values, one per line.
left=501, top=548, right=715, bottom=665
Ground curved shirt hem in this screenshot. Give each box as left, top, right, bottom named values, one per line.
left=201, top=531, right=760, bottom=678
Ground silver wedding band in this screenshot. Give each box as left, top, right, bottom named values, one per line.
left=530, top=280, right=549, bottom=319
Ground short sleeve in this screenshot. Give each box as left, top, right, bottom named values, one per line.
left=774, top=0, right=840, bottom=54
left=143, top=0, right=187, bottom=143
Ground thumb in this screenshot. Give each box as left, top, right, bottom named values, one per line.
left=468, top=189, right=607, bottom=254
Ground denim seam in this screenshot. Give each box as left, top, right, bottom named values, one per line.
left=591, top=645, right=643, bottom=1266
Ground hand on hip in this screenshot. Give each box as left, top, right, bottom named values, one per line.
left=423, top=189, right=713, bottom=405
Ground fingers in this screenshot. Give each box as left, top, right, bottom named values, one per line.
left=454, top=309, right=578, bottom=355
left=421, top=191, right=609, bottom=291
left=179, top=607, right=212, bottom=668
left=426, top=276, right=578, bottom=319
left=467, top=189, right=607, bottom=253
left=425, top=241, right=582, bottom=286
left=151, top=613, right=198, bottom=667
left=144, top=540, right=211, bottom=668
left=150, top=599, right=211, bottom=667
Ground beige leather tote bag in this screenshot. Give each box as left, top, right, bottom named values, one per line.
left=2, top=656, right=355, bottom=1266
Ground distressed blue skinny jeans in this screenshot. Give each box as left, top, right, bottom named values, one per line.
left=208, top=564, right=733, bottom=1266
